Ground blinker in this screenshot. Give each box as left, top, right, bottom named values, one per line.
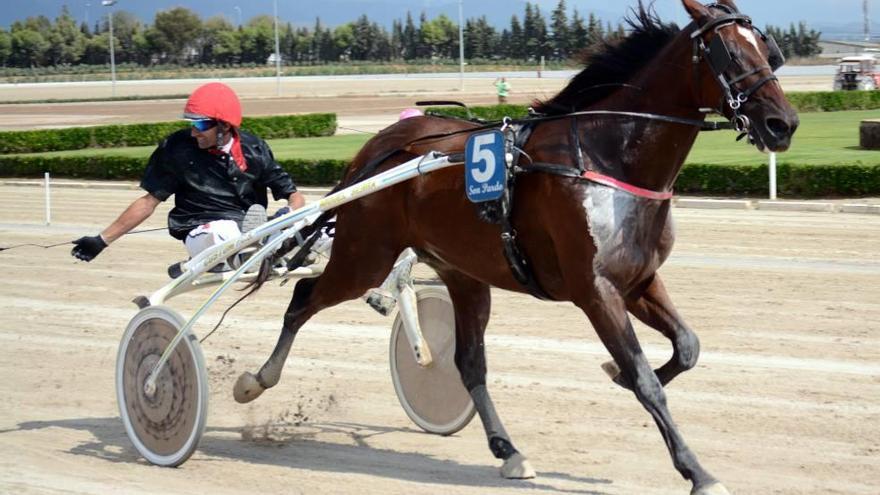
left=707, top=35, right=732, bottom=74
left=706, top=30, right=784, bottom=76
left=764, top=35, right=785, bottom=72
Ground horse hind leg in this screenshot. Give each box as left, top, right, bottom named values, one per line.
left=601, top=274, right=700, bottom=390
left=578, top=282, right=725, bottom=494
left=438, top=269, right=535, bottom=479
left=233, top=241, right=401, bottom=403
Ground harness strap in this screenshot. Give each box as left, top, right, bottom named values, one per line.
left=741, top=74, right=778, bottom=99
left=689, top=14, right=752, bottom=39
left=522, top=163, right=673, bottom=201
left=411, top=109, right=730, bottom=149
left=521, top=109, right=728, bottom=131
left=729, top=65, right=770, bottom=85
left=500, top=124, right=554, bottom=301
left=500, top=229, right=553, bottom=300
left=521, top=162, right=581, bottom=178
left=581, top=171, right=673, bottom=200
left=570, top=116, right=586, bottom=172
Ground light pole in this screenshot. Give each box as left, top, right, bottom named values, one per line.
left=458, top=0, right=465, bottom=91
left=101, top=0, right=117, bottom=97
left=273, top=0, right=281, bottom=96
left=234, top=5, right=242, bottom=27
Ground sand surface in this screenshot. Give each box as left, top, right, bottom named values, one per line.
left=0, top=185, right=877, bottom=494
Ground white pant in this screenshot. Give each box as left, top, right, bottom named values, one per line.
left=184, top=217, right=331, bottom=271
left=184, top=220, right=242, bottom=258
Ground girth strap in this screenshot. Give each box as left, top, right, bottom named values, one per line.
left=499, top=124, right=554, bottom=301
left=522, top=163, right=674, bottom=201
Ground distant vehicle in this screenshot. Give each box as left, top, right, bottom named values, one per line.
left=833, top=55, right=880, bottom=91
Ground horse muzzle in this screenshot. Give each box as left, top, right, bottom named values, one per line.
left=748, top=107, right=799, bottom=153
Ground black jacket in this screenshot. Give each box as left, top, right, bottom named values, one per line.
left=141, top=129, right=297, bottom=240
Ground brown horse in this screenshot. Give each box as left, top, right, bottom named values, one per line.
left=233, top=1, right=797, bottom=493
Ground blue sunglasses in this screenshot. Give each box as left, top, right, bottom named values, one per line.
left=190, top=119, right=218, bottom=132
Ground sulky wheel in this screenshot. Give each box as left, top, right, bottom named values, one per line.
left=389, top=287, right=476, bottom=435
left=116, top=305, right=208, bottom=467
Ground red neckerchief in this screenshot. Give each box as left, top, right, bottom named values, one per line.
left=208, top=133, right=248, bottom=172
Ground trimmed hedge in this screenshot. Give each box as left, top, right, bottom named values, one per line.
left=678, top=162, right=880, bottom=197
left=0, top=155, right=347, bottom=186
left=428, top=104, right=528, bottom=122
left=429, top=91, right=880, bottom=120
left=0, top=113, right=337, bottom=155
left=2, top=154, right=880, bottom=197
left=785, top=91, right=880, bottom=112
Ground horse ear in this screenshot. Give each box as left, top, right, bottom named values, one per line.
left=715, top=0, right=740, bottom=12
left=681, top=0, right=711, bottom=21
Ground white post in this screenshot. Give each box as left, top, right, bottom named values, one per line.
left=769, top=152, right=777, bottom=200
left=273, top=0, right=282, bottom=97
left=108, top=8, right=116, bottom=96
left=539, top=55, right=545, bottom=78
left=101, top=0, right=117, bottom=97
left=44, top=172, right=51, bottom=226
left=458, top=0, right=464, bottom=92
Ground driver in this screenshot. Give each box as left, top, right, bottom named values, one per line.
left=70, top=82, right=305, bottom=269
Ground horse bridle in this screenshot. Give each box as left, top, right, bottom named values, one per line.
left=691, top=4, right=786, bottom=135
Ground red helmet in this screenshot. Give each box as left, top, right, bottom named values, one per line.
left=183, top=82, right=242, bottom=127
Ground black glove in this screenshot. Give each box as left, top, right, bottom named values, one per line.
left=270, top=206, right=291, bottom=220
left=71, top=235, right=108, bottom=262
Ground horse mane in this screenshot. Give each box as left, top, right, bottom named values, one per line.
left=533, top=2, right=681, bottom=115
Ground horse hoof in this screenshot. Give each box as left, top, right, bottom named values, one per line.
left=691, top=482, right=731, bottom=495
left=601, top=360, right=621, bottom=380
left=233, top=372, right=265, bottom=404
left=365, top=290, right=396, bottom=316
left=601, top=360, right=634, bottom=390
left=500, top=453, right=536, bottom=479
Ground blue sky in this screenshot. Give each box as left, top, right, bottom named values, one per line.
left=3, top=1, right=876, bottom=39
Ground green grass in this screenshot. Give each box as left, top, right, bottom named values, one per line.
left=6, top=110, right=880, bottom=166
left=265, top=134, right=370, bottom=160
left=689, top=110, right=880, bottom=165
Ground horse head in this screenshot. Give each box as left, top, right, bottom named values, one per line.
left=683, top=0, right=799, bottom=151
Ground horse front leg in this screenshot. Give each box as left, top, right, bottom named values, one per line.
left=233, top=277, right=319, bottom=403
left=234, top=239, right=400, bottom=403
left=602, top=273, right=701, bottom=389
left=439, top=269, right=535, bottom=479
left=579, top=278, right=728, bottom=495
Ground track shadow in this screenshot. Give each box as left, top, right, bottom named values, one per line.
left=1, top=417, right=614, bottom=494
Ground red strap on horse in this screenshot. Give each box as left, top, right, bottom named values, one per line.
left=581, top=171, right=673, bottom=201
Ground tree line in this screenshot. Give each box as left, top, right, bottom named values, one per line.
left=0, top=0, right=821, bottom=69
left=766, top=22, right=822, bottom=59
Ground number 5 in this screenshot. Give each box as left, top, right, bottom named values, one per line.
left=470, top=133, right=496, bottom=183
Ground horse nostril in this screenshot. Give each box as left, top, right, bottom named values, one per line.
left=765, top=117, right=791, bottom=138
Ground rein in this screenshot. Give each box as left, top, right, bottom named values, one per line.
left=413, top=109, right=730, bottom=148
left=0, top=227, right=168, bottom=253
left=411, top=108, right=729, bottom=201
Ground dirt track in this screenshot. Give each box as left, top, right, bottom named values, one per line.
left=0, top=185, right=878, bottom=494
left=0, top=74, right=833, bottom=131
